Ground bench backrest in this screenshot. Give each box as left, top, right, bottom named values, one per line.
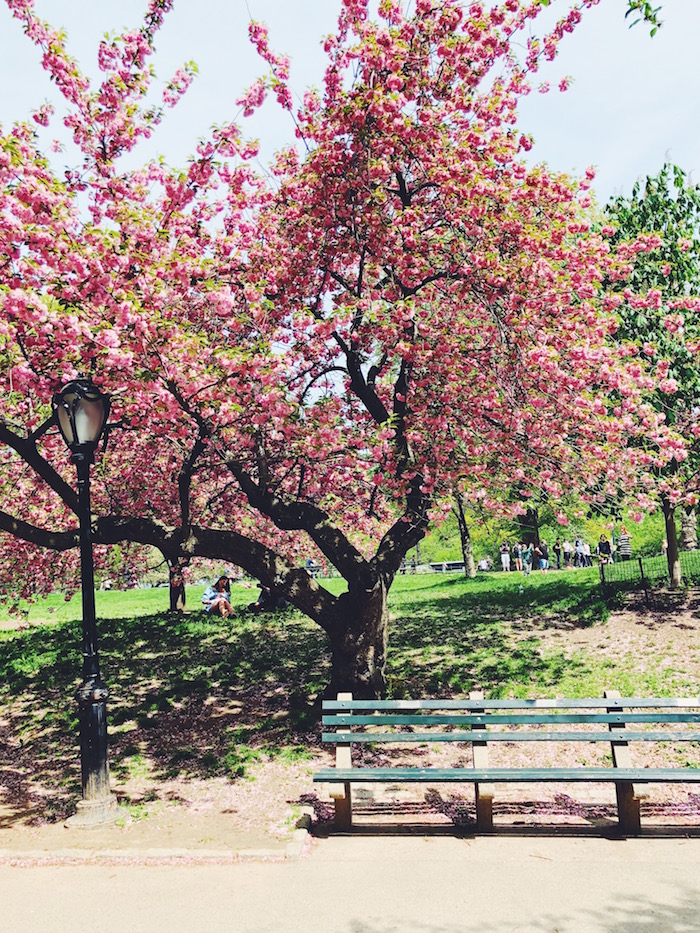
left=321, top=697, right=700, bottom=745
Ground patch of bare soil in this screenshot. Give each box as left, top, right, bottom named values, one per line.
left=528, top=589, right=700, bottom=679
left=0, top=756, right=327, bottom=857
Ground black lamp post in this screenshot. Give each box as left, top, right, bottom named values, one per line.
left=52, top=378, right=117, bottom=825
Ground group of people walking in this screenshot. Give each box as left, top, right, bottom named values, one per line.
left=498, top=527, right=632, bottom=575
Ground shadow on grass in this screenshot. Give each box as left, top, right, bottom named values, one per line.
left=391, top=570, right=609, bottom=625
left=387, top=573, right=601, bottom=698
left=0, top=609, right=330, bottom=824
left=0, top=573, right=605, bottom=824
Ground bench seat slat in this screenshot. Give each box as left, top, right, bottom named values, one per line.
left=323, top=698, right=700, bottom=711
left=324, top=713, right=700, bottom=726
left=313, top=767, right=700, bottom=784
left=322, top=730, right=700, bottom=744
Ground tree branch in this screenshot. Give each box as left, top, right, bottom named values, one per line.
left=0, top=507, right=339, bottom=630
left=373, top=476, right=432, bottom=578
left=0, top=509, right=79, bottom=550
left=0, top=421, right=79, bottom=513
left=178, top=433, right=207, bottom=530
left=163, top=377, right=377, bottom=587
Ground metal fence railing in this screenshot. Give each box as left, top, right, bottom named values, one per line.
left=599, top=550, right=700, bottom=598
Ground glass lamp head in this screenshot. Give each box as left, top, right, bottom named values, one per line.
left=52, top=378, right=111, bottom=459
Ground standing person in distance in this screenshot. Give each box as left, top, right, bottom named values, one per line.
left=499, top=540, right=511, bottom=572
left=513, top=541, right=523, bottom=572
left=617, top=525, right=632, bottom=561
left=553, top=537, right=562, bottom=570
left=583, top=540, right=593, bottom=567
left=562, top=538, right=572, bottom=568
left=597, top=534, right=612, bottom=565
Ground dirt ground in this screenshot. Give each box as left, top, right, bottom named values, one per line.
left=526, top=589, right=700, bottom=679
left=0, top=755, right=329, bottom=857
left=2, top=594, right=700, bottom=856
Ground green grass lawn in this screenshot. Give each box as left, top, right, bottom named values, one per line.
left=0, top=568, right=608, bottom=704
left=0, top=565, right=604, bottom=627
left=0, top=567, right=686, bottom=823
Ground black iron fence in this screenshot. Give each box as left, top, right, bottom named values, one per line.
left=599, top=550, right=700, bottom=598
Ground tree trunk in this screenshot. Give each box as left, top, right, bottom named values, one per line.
left=680, top=506, right=698, bottom=552
left=326, top=580, right=389, bottom=698
left=516, top=506, right=540, bottom=546
left=453, top=491, right=476, bottom=578
left=168, top=558, right=187, bottom=612
left=661, top=496, right=682, bottom=587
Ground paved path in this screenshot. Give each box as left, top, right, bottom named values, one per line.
left=3, top=835, right=700, bottom=932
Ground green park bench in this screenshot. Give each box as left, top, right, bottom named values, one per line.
left=313, top=691, right=700, bottom=834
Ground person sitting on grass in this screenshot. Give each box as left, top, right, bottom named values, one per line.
left=248, top=584, right=289, bottom=613
left=202, top=576, right=234, bottom=617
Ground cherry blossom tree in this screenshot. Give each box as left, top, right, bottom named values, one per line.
left=0, top=0, right=682, bottom=695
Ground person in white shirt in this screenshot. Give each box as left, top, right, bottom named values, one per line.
left=499, top=541, right=511, bottom=572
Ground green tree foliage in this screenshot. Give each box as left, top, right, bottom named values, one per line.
left=604, top=164, right=700, bottom=581
left=415, top=501, right=666, bottom=566
left=607, top=165, right=700, bottom=427
left=625, top=1, right=663, bottom=35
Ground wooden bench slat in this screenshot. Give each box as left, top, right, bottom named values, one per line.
left=323, top=698, right=700, bottom=711
left=323, top=713, right=700, bottom=726
left=322, top=730, right=700, bottom=744
left=313, top=767, right=700, bottom=784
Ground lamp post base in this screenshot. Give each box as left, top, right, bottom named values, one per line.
left=65, top=793, right=119, bottom=828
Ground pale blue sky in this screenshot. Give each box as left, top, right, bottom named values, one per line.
left=0, top=0, right=697, bottom=203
